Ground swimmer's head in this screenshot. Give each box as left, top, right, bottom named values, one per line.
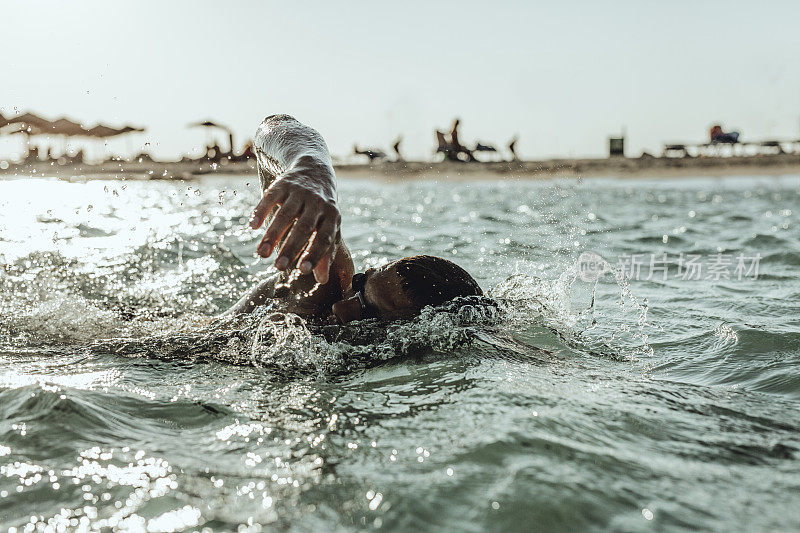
left=332, top=255, right=482, bottom=324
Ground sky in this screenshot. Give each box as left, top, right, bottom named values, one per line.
left=2, top=0, right=800, bottom=161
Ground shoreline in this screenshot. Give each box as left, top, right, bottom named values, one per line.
left=1, top=153, right=799, bottom=181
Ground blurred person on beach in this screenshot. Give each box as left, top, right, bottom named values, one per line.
left=710, top=124, right=740, bottom=144
left=392, top=137, right=403, bottom=161
left=449, top=118, right=475, bottom=161
left=436, top=119, right=475, bottom=162
left=508, top=136, right=519, bottom=161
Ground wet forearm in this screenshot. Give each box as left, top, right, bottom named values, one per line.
left=254, top=114, right=336, bottom=201
left=249, top=114, right=344, bottom=286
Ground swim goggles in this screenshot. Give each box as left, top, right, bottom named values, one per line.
left=351, top=272, right=379, bottom=319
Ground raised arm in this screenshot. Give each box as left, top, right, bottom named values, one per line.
left=249, top=114, right=342, bottom=285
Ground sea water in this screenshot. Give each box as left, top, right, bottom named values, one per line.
left=0, top=173, right=798, bottom=531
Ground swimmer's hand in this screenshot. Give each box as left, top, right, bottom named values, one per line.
left=249, top=158, right=341, bottom=285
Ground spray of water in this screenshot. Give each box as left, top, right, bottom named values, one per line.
left=1, top=238, right=656, bottom=376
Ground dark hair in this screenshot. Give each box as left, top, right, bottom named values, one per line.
left=393, top=255, right=482, bottom=310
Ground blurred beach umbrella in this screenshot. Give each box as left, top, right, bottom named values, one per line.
left=2, top=112, right=52, bottom=136
left=47, top=117, right=88, bottom=136
left=189, top=120, right=234, bottom=153
left=0, top=122, right=44, bottom=136
left=86, top=124, right=145, bottom=137
left=85, top=124, right=145, bottom=160
left=85, top=124, right=126, bottom=161
left=0, top=113, right=146, bottom=161
left=45, top=117, right=89, bottom=153
left=0, top=123, right=45, bottom=161
left=0, top=113, right=51, bottom=159
left=118, top=125, right=145, bottom=134
left=87, top=124, right=125, bottom=138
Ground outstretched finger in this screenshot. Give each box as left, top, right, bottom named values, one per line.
left=275, top=209, right=320, bottom=270
left=298, top=217, right=337, bottom=278
left=250, top=186, right=287, bottom=229
left=257, top=196, right=303, bottom=258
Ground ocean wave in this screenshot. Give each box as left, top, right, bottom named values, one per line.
left=0, top=384, right=233, bottom=461
left=741, top=233, right=793, bottom=248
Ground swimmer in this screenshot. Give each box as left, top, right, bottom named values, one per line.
left=227, top=253, right=482, bottom=324
left=228, top=114, right=482, bottom=323
left=331, top=255, right=482, bottom=324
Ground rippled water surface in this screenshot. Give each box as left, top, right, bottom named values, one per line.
left=1, top=173, right=799, bottom=532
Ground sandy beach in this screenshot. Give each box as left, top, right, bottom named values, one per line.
left=2, top=152, right=799, bottom=181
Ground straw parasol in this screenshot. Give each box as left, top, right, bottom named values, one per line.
left=85, top=124, right=123, bottom=161
left=40, top=117, right=89, bottom=154
left=86, top=123, right=145, bottom=160
left=48, top=117, right=89, bottom=137
left=87, top=124, right=125, bottom=138
left=0, top=122, right=44, bottom=136
left=118, top=125, right=145, bottom=134
left=189, top=120, right=234, bottom=154
left=4, top=112, right=52, bottom=132
left=0, top=113, right=53, bottom=158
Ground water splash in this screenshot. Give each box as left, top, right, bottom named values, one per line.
left=1, top=245, right=655, bottom=376
left=488, top=252, right=658, bottom=361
